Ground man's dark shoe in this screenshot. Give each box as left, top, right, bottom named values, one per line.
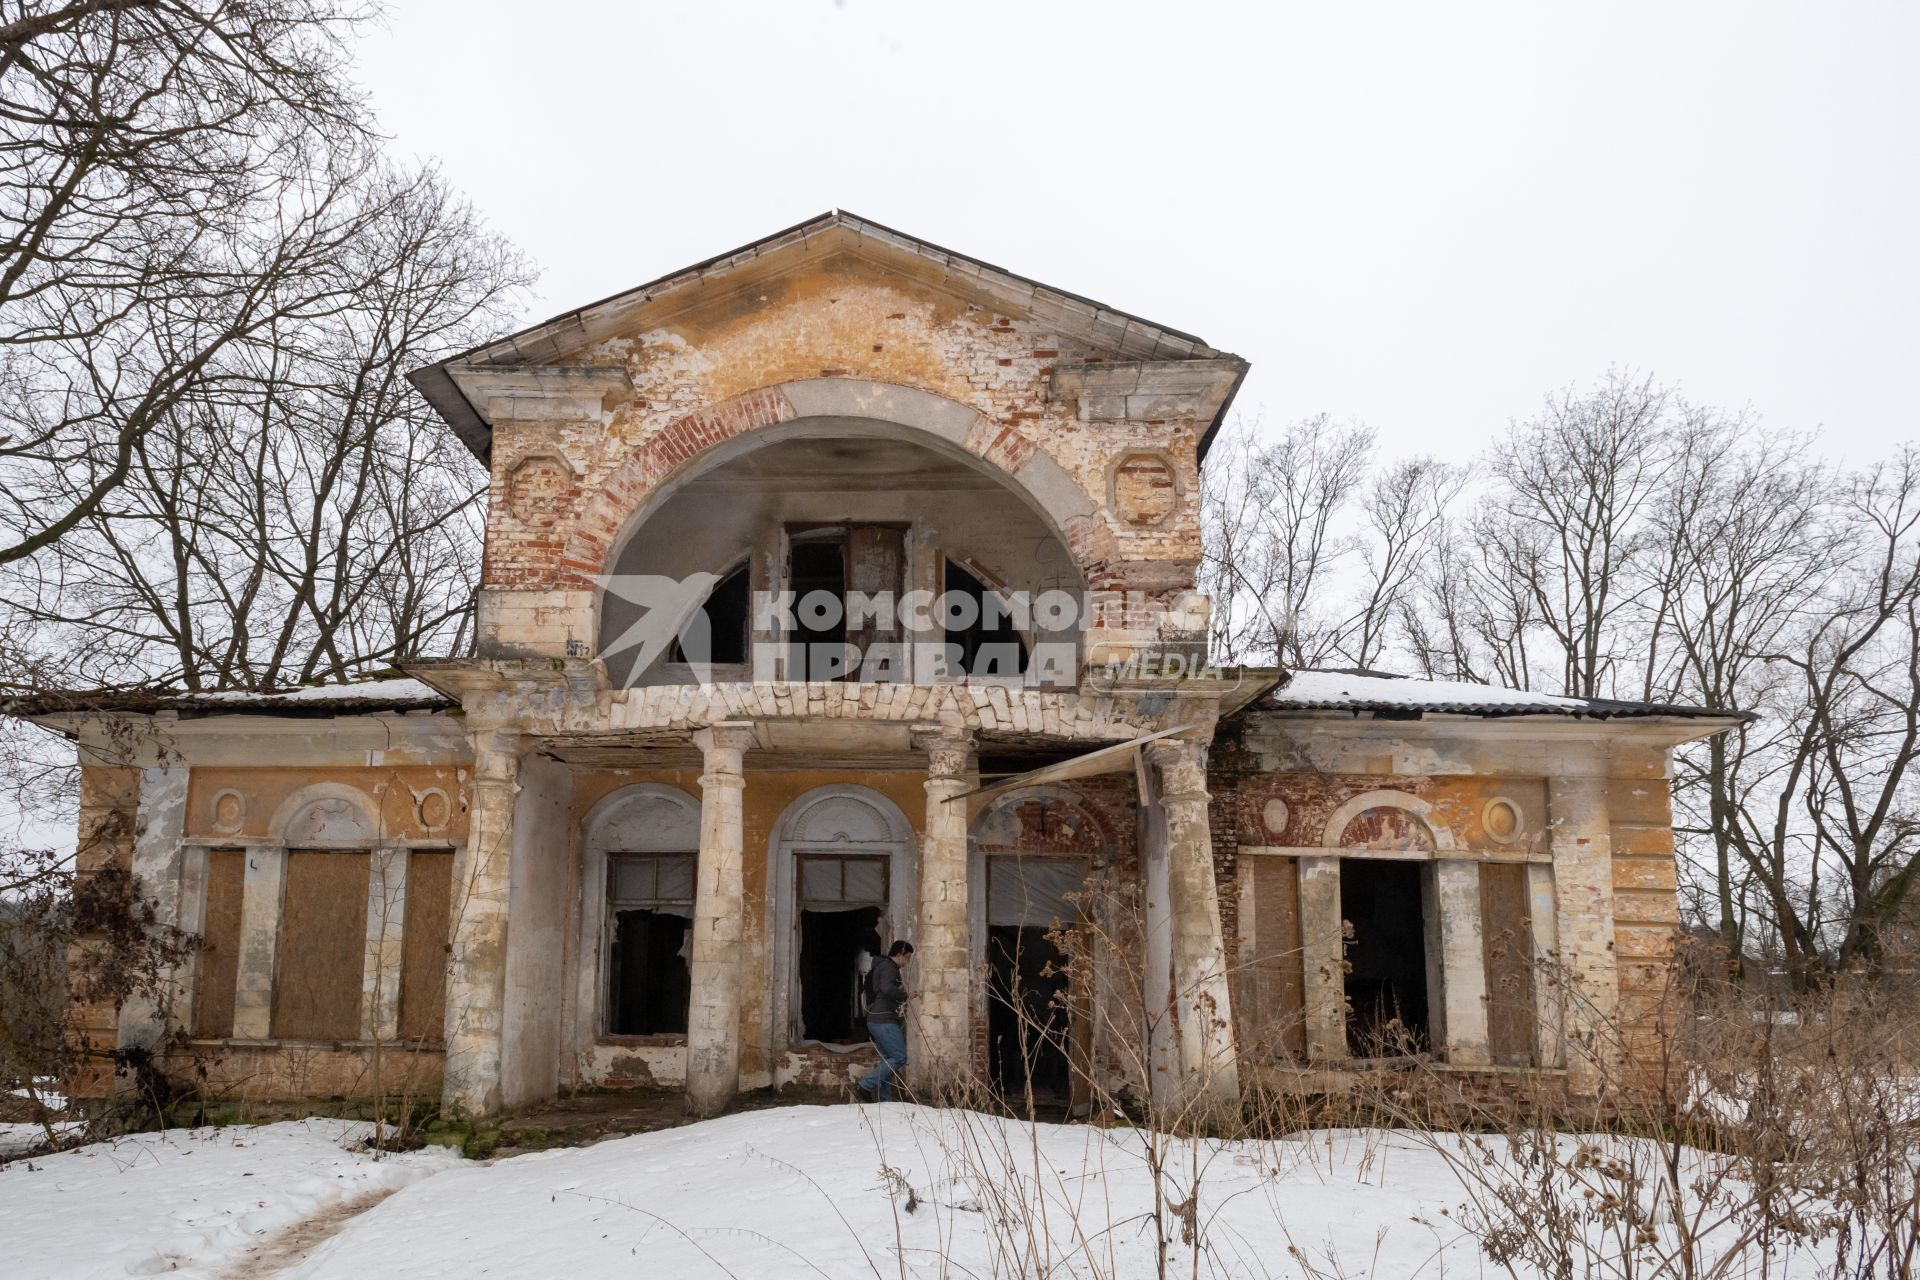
left=854, top=1083, right=877, bottom=1104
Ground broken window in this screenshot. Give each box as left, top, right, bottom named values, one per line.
left=944, top=559, right=1028, bottom=679
left=271, top=850, right=371, bottom=1042
left=607, top=853, right=695, bottom=1036
left=786, top=524, right=905, bottom=681
left=795, top=854, right=888, bottom=1044
left=1340, top=858, right=1432, bottom=1055
left=670, top=562, right=750, bottom=666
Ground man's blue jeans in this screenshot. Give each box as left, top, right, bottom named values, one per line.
left=858, top=1020, right=909, bottom=1100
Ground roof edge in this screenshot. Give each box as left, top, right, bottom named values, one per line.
left=411, top=210, right=1246, bottom=457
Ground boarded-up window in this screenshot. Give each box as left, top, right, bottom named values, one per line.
left=398, top=850, right=453, bottom=1044
left=192, top=850, right=246, bottom=1038
left=270, top=851, right=369, bottom=1042
left=1238, top=856, right=1306, bottom=1057
left=1480, top=862, right=1537, bottom=1066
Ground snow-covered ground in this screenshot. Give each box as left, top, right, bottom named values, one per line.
left=0, top=1104, right=1849, bottom=1279
left=0, top=1119, right=83, bottom=1158
left=1, top=1119, right=454, bottom=1278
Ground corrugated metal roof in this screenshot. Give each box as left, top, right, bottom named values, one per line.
left=1256, top=669, right=1746, bottom=720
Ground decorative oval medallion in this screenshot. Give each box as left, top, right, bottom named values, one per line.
left=417, top=787, right=452, bottom=832
left=211, top=789, right=246, bottom=834
left=1482, top=796, right=1524, bottom=844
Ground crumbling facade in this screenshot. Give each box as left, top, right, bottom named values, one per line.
left=29, top=213, right=1735, bottom=1117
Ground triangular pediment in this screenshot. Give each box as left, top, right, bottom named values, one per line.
left=410, top=211, right=1242, bottom=458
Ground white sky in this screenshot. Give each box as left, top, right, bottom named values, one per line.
left=357, top=0, right=1918, bottom=462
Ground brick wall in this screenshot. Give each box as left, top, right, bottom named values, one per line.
left=480, top=260, right=1208, bottom=617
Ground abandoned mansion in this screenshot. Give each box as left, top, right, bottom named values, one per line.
left=25, top=213, right=1737, bottom=1119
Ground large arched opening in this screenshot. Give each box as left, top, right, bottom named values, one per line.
left=764, top=785, right=917, bottom=1057
left=597, top=416, right=1089, bottom=687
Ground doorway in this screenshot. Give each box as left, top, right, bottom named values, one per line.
left=769, top=786, right=915, bottom=1058
left=785, top=524, right=905, bottom=681
left=985, top=855, right=1090, bottom=1105
left=795, top=854, right=889, bottom=1045
left=1340, top=859, right=1432, bottom=1055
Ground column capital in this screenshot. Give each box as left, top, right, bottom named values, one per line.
left=693, top=722, right=758, bottom=756
left=471, top=727, right=523, bottom=782
left=1144, top=736, right=1209, bottom=802
left=912, top=725, right=975, bottom=780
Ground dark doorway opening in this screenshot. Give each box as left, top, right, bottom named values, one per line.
left=794, top=853, right=889, bottom=1045
left=987, top=925, right=1071, bottom=1100
left=610, top=909, right=691, bottom=1035
left=786, top=525, right=908, bottom=681
left=799, top=906, right=883, bottom=1044
left=789, top=536, right=847, bottom=681
left=1340, top=859, right=1432, bottom=1055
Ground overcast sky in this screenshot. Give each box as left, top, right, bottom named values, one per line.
left=357, top=0, right=1917, bottom=463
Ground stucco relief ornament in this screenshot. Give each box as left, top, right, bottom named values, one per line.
left=1261, top=797, right=1290, bottom=840
left=416, top=788, right=452, bottom=832
left=926, top=744, right=971, bottom=780
left=1482, top=797, right=1524, bottom=844
left=1109, top=451, right=1180, bottom=528
left=506, top=454, right=574, bottom=523
left=211, top=789, right=246, bottom=834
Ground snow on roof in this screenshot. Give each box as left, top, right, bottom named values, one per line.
left=1260, top=670, right=1725, bottom=719
left=188, top=676, right=448, bottom=707
left=7, top=674, right=454, bottom=719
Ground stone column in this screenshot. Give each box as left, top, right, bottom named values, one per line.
left=1138, top=757, right=1177, bottom=1088
left=232, top=846, right=288, bottom=1040
left=1433, top=860, right=1491, bottom=1066
left=1297, top=856, right=1347, bottom=1061
left=363, top=847, right=409, bottom=1042
left=687, top=723, right=755, bottom=1117
left=117, top=765, right=190, bottom=1054
left=1144, top=739, right=1239, bottom=1111
left=912, top=728, right=975, bottom=1096
left=443, top=729, right=521, bottom=1117
left=1547, top=773, right=1620, bottom=1090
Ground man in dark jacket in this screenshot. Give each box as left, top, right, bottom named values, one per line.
left=855, top=941, right=914, bottom=1102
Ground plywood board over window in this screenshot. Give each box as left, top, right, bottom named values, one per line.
left=399, top=850, right=453, bottom=1045
left=1238, top=856, right=1306, bottom=1057
left=1479, top=861, right=1537, bottom=1066
left=271, top=851, right=370, bottom=1042
left=191, top=850, right=246, bottom=1038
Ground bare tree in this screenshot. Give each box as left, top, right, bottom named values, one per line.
left=1199, top=413, right=1372, bottom=667
left=1477, top=369, right=1684, bottom=698
left=1335, top=456, right=1462, bottom=670
left=0, top=0, right=386, bottom=565
left=0, top=163, right=526, bottom=693
left=1654, top=424, right=1838, bottom=966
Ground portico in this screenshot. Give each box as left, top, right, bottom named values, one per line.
left=404, top=662, right=1246, bottom=1117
